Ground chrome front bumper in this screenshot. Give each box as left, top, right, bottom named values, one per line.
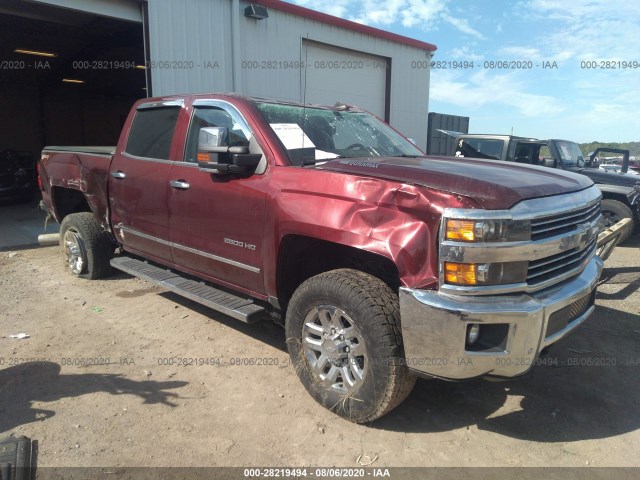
left=399, top=256, right=604, bottom=380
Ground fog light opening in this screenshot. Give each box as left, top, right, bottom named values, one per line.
left=467, top=323, right=481, bottom=345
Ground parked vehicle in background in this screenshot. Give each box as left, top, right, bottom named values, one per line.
left=452, top=135, right=640, bottom=243
left=40, top=94, right=606, bottom=422
left=0, top=149, right=36, bottom=203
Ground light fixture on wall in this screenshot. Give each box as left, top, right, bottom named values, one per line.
left=14, top=48, right=57, bottom=57
left=244, top=4, right=268, bottom=20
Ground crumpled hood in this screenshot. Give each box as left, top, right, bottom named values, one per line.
left=319, top=156, right=594, bottom=209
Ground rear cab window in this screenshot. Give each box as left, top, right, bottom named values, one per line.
left=455, top=138, right=504, bottom=160
left=125, top=105, right=181, bottom=160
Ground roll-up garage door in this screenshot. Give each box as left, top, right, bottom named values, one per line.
left=302, top=39, right=388, bottom=120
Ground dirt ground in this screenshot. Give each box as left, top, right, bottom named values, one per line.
left=1, top=237, right=639, bottom=468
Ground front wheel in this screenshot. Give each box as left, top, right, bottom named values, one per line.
left=60, top=212, right=113, bottom=279
left=285, top=269, right=416, bottom=423
left=601, top=199, right=634, bottom=244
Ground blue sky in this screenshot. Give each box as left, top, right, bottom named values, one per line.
left=288, top=0, right=639, bottom=143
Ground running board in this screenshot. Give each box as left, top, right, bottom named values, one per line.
left=110, top=256, right=266, bottom=323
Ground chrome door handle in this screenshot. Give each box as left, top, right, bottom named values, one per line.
left=111, top=171, right=126, bottom=179
left=169, top=180, right=190, bottom=190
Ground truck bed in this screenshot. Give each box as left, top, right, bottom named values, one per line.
left=40, top=147, right=115, bottom=224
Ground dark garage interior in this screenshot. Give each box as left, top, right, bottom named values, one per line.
left=0, top=0, right=145, bottom=164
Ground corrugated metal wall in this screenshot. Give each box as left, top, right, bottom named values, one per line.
left=146, top=0, right=234, bottom=93
left=146, top=0, right=431, bottom=147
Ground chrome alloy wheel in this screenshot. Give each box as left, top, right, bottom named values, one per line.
left=63, top=229, right=87, bottom=275
left=302, top=305, right=368, bottom=394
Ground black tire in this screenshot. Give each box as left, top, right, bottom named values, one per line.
left=601, top=199, right=634, bottom=244
left=285, top=269, right=416, bottom=423
left=60, top=212, right=113, bottom=279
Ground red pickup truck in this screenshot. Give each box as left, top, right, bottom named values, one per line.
left=39, top=93, right=604, bottom=422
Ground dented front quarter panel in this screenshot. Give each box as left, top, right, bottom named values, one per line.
left=264, top=166, right=481, bottom=294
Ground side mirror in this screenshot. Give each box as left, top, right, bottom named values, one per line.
left=542, top=157, right=556, bottom=168
left=197, top=127, right=261, bottom=174
left=198, top=127, right=228, bottom=152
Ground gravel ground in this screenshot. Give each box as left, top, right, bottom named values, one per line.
left=0, top=237, right=639, bottom=468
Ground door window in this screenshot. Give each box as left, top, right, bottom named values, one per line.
left=184, top=106, right=252, bottom=163
left=125, top=107, right=180, bottom=160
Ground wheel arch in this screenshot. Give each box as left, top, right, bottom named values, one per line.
left=598, top=185, right=635, bottom=207
left=51, top=187, right=92, bottom=221
left=276, top=235, right=401, bottom=310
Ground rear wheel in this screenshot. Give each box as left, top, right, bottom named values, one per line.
left=601, top=199, right=634, bottom=244
left=60, top=212, right=113, bottom=279
left=285, top=269, right=416, bottom=423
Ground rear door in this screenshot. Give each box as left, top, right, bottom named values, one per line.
left=109, top=100, right=182, bottom=263
left=167, top=100, right=269, bottom=294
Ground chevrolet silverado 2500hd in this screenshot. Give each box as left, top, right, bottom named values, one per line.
left=39, top=94, right=604, bottom=422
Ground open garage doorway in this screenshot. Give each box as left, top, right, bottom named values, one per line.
left=0, top=0, right=145, bottom=167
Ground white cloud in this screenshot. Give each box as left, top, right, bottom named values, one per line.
left=349, top=0, right=408, bottom=26
left=449, top=46, right=484, bottom=61
left=287, top=0, right=485, bottom=38
left=497, top=46, right=542, bottom=61
left=440, top=13, right=485, bottom=39
left=399, top=0, right=448, bottom=28
left=430, top=69, right=563, bottom=118
left=518, top=0, right=640, bottom=62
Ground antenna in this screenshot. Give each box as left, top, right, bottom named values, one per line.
left=303, top=33, right=309, bottom=107
left=302, top=33, right=309, bottom=149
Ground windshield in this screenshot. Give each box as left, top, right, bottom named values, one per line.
left=555, top=141, right=586, bottom=167
left=255, top=102, right=424, bottom=165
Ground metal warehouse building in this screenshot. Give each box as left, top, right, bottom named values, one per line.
left=0, top=0, right=435, bottom=160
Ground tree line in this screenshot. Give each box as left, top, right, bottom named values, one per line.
left=580, top=141, right=640, bottom=158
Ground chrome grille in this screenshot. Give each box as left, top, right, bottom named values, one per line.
left=531, top=202, right=600, bottom=241
left=527, top=239, right=597, bottom=286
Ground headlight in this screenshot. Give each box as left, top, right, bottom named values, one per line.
left=443, top=261, right=528, bottom=286
left=445, top=219, right=530, bottom=242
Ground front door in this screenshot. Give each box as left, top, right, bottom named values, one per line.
left=167, top=101, right=268, bottom=294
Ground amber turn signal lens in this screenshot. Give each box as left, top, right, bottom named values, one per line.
left=197, top=152, right=210, bottom=162
left=445, top=219, right=476, bottom=242
left=444, top=262, right=477, bottom=285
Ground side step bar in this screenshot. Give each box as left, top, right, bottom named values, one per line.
left=110, top=256, right=266, bottom=323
